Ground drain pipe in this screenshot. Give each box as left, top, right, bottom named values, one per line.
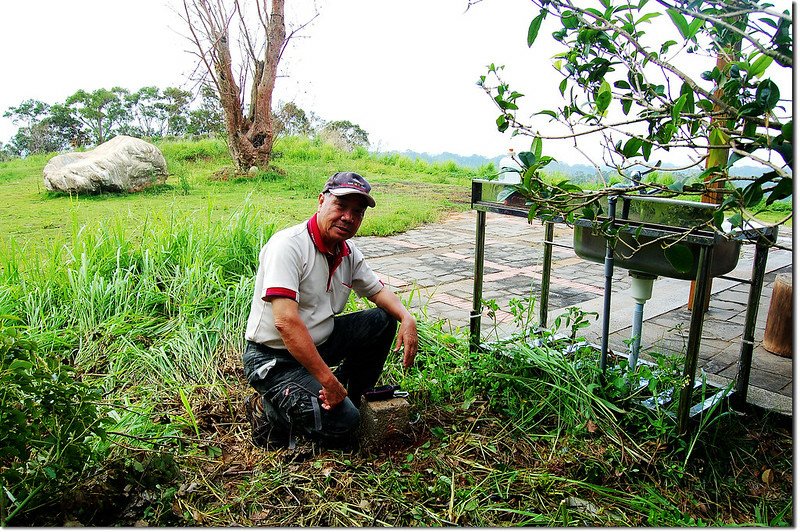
left=599, top=195, right=619, bottom=373
left=628, top=271, right=657, bottom=368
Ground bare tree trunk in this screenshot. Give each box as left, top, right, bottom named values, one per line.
left=182, top=0, right=286, bottom=172
left=213, top=22, right=256, bottom=170
left=247, top=0, right=286, bottom=167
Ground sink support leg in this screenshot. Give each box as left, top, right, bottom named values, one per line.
left=539, top=221, right=554, bottom=329
left=470, top=210, right=487, bottom=353
left=600, top=197, right=619, bottom=373
left=732, top=240, right=770, bottom=408
left=677, top=245, right=714, bottom=436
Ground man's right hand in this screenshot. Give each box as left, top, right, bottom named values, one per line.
left=318, top=376, right=347, bottom=410
left=272, top=297, right=348, bottom=410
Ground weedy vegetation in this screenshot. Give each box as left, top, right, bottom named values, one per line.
left=0, top=137, right=791, bottom=526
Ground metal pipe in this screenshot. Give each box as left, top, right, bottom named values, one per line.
left=732, top=241, right=770, bottom=408
left=677, top=244, right=714, bottom=436
left=599, top=196, right=618, bottom=373
left=539, top=221, right=555, bottom=329
left=629, top=301, right=645, bottom=369
left=470, top=210, right=487, bottom=353
left=628, top=272, right=656, bottom=369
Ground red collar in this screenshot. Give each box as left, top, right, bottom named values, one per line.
left=307, top=214, right=351, bottom=259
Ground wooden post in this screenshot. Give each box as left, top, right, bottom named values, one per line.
left=688, top=18, right=743, bottom=311
left=763, top=274, right=792, bottom=358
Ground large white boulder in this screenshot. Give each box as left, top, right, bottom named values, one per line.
left=43, top=135, right=168, bottom=193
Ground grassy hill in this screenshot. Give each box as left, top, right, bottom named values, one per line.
left=0, top=136, right=490, bottom=256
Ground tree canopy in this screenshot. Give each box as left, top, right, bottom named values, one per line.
left=478, top=0, right=792, bottom=229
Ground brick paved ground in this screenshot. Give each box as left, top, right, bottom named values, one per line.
left=354, top=211, right=793, bottom=415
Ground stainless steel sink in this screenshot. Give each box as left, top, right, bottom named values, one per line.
left=573, top=195, right=741, bottom=280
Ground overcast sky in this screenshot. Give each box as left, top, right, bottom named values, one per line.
left=1, top=0, right=792, bottom=162
left=0, top=0, right=578, bottom=159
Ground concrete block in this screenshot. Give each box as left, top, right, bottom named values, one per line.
left=358, top=397, right=411, bottom=453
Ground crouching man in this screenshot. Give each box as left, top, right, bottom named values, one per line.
left=243, top=172, right=418, bottom=449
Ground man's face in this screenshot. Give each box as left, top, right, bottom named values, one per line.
left=316, top=193, right=368, bottom=247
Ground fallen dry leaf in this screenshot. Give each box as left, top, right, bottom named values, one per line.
left=761, top=469, right=775, bottom=485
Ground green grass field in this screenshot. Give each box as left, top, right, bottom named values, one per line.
left=0, top=136, right=492, bottom=257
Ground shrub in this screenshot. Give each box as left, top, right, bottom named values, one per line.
left=0, top=323, right=111, bottom=525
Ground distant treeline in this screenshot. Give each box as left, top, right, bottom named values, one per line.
left=1, top=85, right=225, bottom=157
left=1, top=86, right=372, bottom=160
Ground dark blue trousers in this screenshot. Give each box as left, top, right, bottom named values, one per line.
left=243, top=308, right=397, bottom=447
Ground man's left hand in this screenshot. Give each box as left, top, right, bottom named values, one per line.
left=395, top=315, right=418, bottom=368
left=369, top=287, right=419, bottom=369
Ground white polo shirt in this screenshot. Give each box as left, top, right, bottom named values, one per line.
left=244, top=215, right=384, bottom=349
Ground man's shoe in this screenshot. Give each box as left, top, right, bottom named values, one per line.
left=244, top=392, right=290, bottom=448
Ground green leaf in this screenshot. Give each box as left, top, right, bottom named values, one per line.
left=660, top=40, right=678, bottom=55
left=595, top=79, right=612, bottom=113
left=679, top=82, right=695, bottom=114
left=755, top=79, right=780, bottom=111
left=536, top=109, right=559, bottom=119
left=697, top=99, right=714, bottom=112
left=622, top=137, right=642, bottom=158
left=712, top=208, right=725, bottom=230
left=518, top=151, right=536, bottom=168
left=9, top=359, right=33, bottom=371
left=642, top=140, right=653, bottom=161
left=666, top=9, right=690, bottom=39
left=672, top=93, right=687, bottom=124
left=527, top=9, right=548, bottom=47
left=664, top=244, right=694, bottom=274
left=765, top=178, right=793, bottom=205
left=708, top=127, right=728, bottom=149
left=532, top=136, right=543, bottom=160
left=636, top=12, right=661, bottom=24
left=496, top=115, right=509, bottom=133
left=562, top=11, right=579, bottom=29
left=742, top=182, right=764, bottom=208
left=780, top=120, right=793, bottom=142
left=621, top=96, right=632, bottom=115
left=686, top=16, right=703, bottom=39
left=748, top=54, right=773, bottom=78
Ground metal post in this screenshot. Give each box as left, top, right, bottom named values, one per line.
left=732, top=241, right=770, bottom=408
left=539, top=221, right=555, bottom=329
left=470, top=210, right=487, bottom=352
left=677, top=245, right=714, bottom=436
left=599, top=196, right=618, bottom=373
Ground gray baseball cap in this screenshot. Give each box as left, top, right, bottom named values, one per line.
left=322, top=172, right=376, bottom=208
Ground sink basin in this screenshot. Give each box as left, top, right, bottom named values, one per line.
left=573, top=195, right=741, bottom=280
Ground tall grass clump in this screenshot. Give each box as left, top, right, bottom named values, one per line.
left=276, top=135, right=349, bottom=163
left=0, top=199, right=280, bottom=523
left=157, top=137, right=229, bottom=163
left=0, top=200, right=274, bottom=398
